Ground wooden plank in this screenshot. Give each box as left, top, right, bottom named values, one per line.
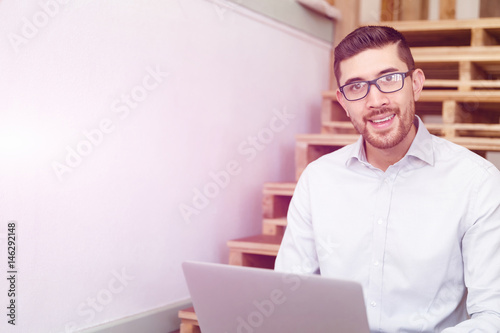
left=331, top=0, right=360, bottom=89
left=378, top=19, right=500, bottom=46
left=439, top=0, right=455, bottom=20
left=262, top=218, right=287, bottom=236
left=382, top=18, right=500, bottom=32
left=471, top=27, right=496, bottom=46
left=179, top=320, right=200, bottom=333
left=480, top=0, right=500, bottom=18
left=411, top=46, right=500, bottom=62
left=295, top=133, right=500, bottom=154
left=227, top=235, right=281, bottom=267
left=450, top=136, right=500, bottom=151
left=323, top=121, right=500, bottom=134
left=262, top=193, right=290, bottom=218
left=459, top=61, right=473, bottom=91
left=401, top=0, right=428, bottom=21
left=423, top=79, right=500, bottom=88
left=262, top=182, right=296, bottom=196
left=295, top=134, right=358, bottom=180
left=227, top=234, right=282, bottom=255
left=333, top=0, right=360, bottom=43
left=262, top=183, right=295, bottom=223
left=263, top=218, right=287, bottom=226
left=178, top=307, right=198, bottom=321
left=228, top=251, right=276, bottom=268
left=381, top=0, right=397, bottom=21
left=178, top=308, right=200, bottom=333
left=419, top=90, right=500, bottom=103
left=442, top=100, right=458, bottom=137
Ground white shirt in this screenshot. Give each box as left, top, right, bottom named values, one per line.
left=275, top=117, right=500, bottom=332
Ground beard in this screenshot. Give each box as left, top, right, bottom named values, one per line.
left=349, top=103, right=416, bottom=150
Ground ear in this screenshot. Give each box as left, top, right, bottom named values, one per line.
left=336, top=89, right=350, bottom=118
left=411, top=69, right=425, bottom=102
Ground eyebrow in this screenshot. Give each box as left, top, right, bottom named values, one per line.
left=342, top=67, right=401, bottom=86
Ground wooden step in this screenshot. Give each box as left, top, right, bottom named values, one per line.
left=178, top=307, right=200, bottom=333
left=227, top=234, right=282, bottom=268
left=262, top=182, right=295, bottom=236
left=262, top=182, right=296, bottom=196
left=378, top=18, right=500, bottom=47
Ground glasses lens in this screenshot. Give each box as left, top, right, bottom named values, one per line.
left=377, top=73, right=404, bottom=93
left=343, top=82, right=368, bottom=101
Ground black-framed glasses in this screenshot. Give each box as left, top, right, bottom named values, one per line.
left=339, top=70, right=414, bottom=101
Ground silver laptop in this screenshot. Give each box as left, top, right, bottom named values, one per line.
left=182, top=261, right=370, bottom=333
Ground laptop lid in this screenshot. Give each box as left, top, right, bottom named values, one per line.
left=182, top=261, right=370, bottom=333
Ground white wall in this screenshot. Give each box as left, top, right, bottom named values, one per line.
left=0, top=0, right=331, bottom=332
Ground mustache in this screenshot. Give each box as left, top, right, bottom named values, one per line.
left=363, top=107, right=400, bottom=121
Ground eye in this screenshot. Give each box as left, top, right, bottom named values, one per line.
left=346, top=82, right=367, bottom=92
left=380, top=73, right=402, bottom=83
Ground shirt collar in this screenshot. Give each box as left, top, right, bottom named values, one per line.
left=346, top=115, right=435, bottom=168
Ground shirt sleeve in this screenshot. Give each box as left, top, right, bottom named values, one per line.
left=443, top=165, right=500, bottom=332
left=274, top=166, right=320, bottom=275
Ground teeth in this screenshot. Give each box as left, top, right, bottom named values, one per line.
left=372, top=114, right=394, bottom=124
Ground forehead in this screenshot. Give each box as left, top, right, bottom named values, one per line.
left=338, top=43, right=407, bottom=85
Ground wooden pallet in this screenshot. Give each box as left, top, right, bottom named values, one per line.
left=295, top=134, right=359, bottom=180
left=379, top=18, right=500, bottom=47
left=322, top=91, right=500, bottom=130
left=411, top=47, right=500, bottom=90
left=262, top=182, right=295, bottom=236
left=227, top=234, right=282, bottom=268
left=295, top=132, right=500, bottom=179
left=323, top=121, right=500, bottom=138
left=178, top=307, right=200, bottom=333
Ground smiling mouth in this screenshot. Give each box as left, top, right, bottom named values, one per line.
left=369, top=114, right=395, bottom=124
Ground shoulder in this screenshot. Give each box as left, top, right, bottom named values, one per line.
left=431, top=135, right=499, bottom=178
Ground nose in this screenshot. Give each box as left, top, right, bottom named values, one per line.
left=365, top=83, right=389, bottom=108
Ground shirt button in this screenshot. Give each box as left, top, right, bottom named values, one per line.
left=377, top=219, right=383, bottom=225
left=373, top=260, right=379, bottom=266
left=370, top=301, right=377, bottom=307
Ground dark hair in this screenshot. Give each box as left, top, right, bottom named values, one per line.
left=333, top=26, right=415, bottom=86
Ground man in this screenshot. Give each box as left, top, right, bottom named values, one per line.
left=275, top=26, right=500, bottom=332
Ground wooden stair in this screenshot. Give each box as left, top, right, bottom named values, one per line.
left=179, top=17, right=500, bottom=333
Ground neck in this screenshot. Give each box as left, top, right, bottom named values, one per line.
left=365, top=124, right=417, bottom=172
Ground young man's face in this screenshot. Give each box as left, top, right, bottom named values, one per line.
left=336, top=43, right=424, bottom=151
